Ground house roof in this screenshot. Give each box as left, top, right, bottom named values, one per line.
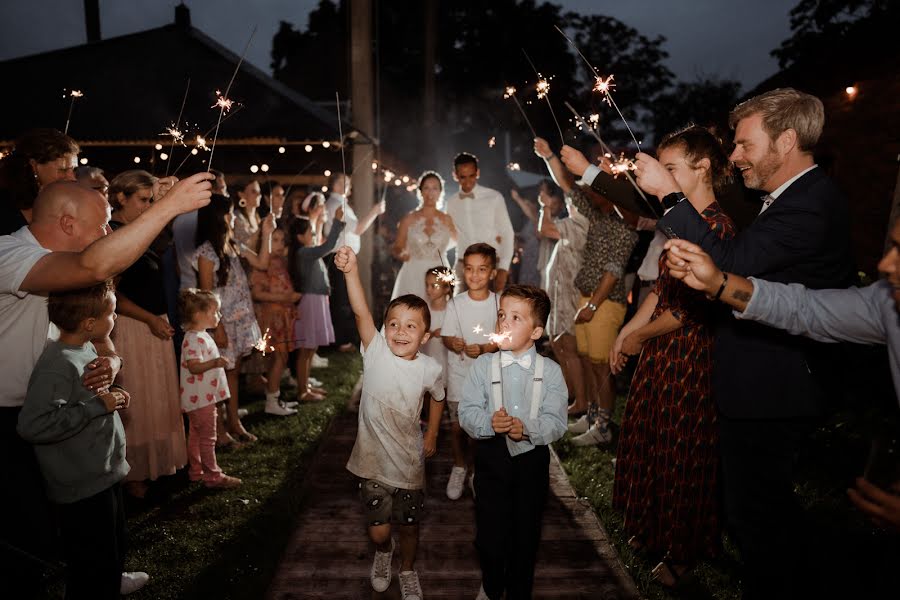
left=0, top=17, right=344, bottom=144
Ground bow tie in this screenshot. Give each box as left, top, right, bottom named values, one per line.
left=459, top=192, right=476, bottom=200
left=500, top=352, right=532, bottom=370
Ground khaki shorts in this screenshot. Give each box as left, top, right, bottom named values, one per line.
left=359, top=479, right=425, bottom=526
left=575, top=295, right=626, bottom=364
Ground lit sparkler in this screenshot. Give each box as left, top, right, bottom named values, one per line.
left=63, top=89, right=84, bottom=135
left=472, top=324, right=484, bottom=336
left=609, top=153, right=636, bottom=176
left=488, top=136, right=496, bottom=148
left=502, top=85, right=538, bottom=139
left=195, top=136, right=210, bottom=151
left=253, top=328, right=274, bottom=356
left=162, top=78, right=191, bottom=177
left=522, top=49, right=565, bottom=145
left=507, top=162, right=521, bottom=171
left=487, top=331, right=512, bottom=347
left=207, top=25, right=257, bottom=172
left=335, top=91, right=347, bottom=214
left=162, top=126, right=185, bottom=145
left=436, top=270, right=460, bottom=288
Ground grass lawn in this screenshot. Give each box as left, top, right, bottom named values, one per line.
left=554, top=379, right=900, bottom=600
left=40, top=350, right=362, bottom=600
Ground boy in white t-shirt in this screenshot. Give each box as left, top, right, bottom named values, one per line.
left=334, top=246, right=444, bottom=600
left=441, top=243, right=500, bottom=500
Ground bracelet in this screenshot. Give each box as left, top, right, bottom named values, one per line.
left=713, top=272, right=729, bottom=301
left=587, top=302, right=598, bottom=312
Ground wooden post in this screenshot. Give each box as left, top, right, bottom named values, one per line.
left=350, top=0, right=376, bottom=304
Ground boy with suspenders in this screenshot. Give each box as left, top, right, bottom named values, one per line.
left=459, top=285, right=568, bottom=599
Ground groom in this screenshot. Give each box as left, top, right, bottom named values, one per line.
left=446, top=152, right=514, bottom=293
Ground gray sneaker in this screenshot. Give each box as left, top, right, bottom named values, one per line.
left=567, top=414, right=590, bottom=434
left=370, top=538, right=394, bottom=592
left=571, top=424, right=612, bottom=446
left=399, top=570, right=423, bottom=600
left=446, top=466, right=467, bottom=500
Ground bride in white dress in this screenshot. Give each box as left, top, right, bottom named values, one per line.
left=391, top=171, right=457, bottom=301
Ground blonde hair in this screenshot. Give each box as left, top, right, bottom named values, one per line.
left=108, top=170, right=157, bottom=210
left=729, top=88, right=824, bottom=153
left=178, top=288, right=220, bottom=323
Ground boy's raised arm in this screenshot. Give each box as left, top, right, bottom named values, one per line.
left=333, top=246, right=377, bottom=349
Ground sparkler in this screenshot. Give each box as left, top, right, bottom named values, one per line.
left=207, top=25, right=257, bottom=173
left=507, top=162, right=521, bottom=171
left=488, top=136, right=496, bottom=148
left=335, top=91, right=347, bottom=215
left=163, top=78, right=191, bottom=177
left=63, top=89, right=84, bottom=135
left=553, top=25, right=641, bottom=151
left=253, top=328, right=274, bottom=356
left=522, top=49, right=565, bottom=145
left=170, top=104, right=245, bottom=176
left=503, top=86, right=538, bottom=140
left=562, top=101, right=658, bottom=218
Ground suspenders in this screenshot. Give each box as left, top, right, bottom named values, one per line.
left=490, top=352, right=544, bottom=420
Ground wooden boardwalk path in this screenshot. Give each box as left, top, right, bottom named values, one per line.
left=268, top=399, right=639, bottom=600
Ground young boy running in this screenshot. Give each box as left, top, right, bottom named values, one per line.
left=335, top=245, right=445, bottom=600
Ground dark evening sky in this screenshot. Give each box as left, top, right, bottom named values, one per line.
left=0, top=0, right=796, bottom=91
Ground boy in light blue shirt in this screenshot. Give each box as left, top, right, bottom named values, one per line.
left=459, top=284, right=568, bottom=599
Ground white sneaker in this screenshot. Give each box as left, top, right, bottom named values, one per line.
left=475, top=584, right=490, bottom=600
left=282, top=400, right=299, bottom=409
left=237, top=408, right=249, bottom=418
left=311, top=354, right=329, bottom=369
left=446, top=466, right=467, bottom=500
left=309, top=376, right=323, bottom=387
left=370, top=538, right=395, bottom=592
left=568, top=414, right=589, bottom=434
left=264, top=398, right=297, bottom=416
left=120, top=571, right=149, bottom=595
left=399, top=570, right=423, bottom=600
left=571, top=424, right=612, bottom=446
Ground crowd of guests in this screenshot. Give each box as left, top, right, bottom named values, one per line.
left=0, top=84, right=898, bottom=600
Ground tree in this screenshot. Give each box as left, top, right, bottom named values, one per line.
left=651, top=77, right=742, bottom=142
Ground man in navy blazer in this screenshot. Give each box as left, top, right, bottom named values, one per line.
left=626, top=89, right=856, bottom=598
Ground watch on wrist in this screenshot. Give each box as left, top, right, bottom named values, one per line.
left=661, top=191, right=686, bottom=211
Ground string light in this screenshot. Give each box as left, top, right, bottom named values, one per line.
left=160, top=153, right=169, bottom=160
left=250, top=165, right=259, bottom=173
left=305, top=144, right=313, bottom=152
left=322, top=141, right=330, bottom=148
left=278, top=146, right=286, bottom=153
left=260, top=164, right=269, bottom=172
left=154, top=143, right=163, bottom=150
left=324, top=169, right=332, bottom=177
left=79, top=157, right=88, bottom=165
left=133, top=156, right=141, bottom=164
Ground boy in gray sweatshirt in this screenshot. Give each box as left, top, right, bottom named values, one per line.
left=18, top=281, right=130, bottom=600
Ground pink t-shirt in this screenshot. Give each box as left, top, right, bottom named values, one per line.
left=180, top=330, right=230, bottom=412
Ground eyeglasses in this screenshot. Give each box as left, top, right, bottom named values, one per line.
left=92, top=185, right=109, bottom=194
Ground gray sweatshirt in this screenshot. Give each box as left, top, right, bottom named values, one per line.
left=739, top=278, right=900, bottom=403
left=17, top=340, right=128, bottom=504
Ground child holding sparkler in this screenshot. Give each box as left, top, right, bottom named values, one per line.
left=458, top=285, right=568, bottom=600
left=17, top=281, right=138, bottom=599
left=251, top=227, right=303, bottom=415
left=288, top=206, right=345, bottom=402
left=334, top=245, right=444, bottom=600
left=441, top=243, right=500, bottom=500
left=178, top=289, right=241, bottom=489
left=194, top=194, right=274, bottom=445
left=422, top=266, right=452, bottom=389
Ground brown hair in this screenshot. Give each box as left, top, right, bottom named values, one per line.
left=108, top=170, right=157, bottom=210
left=657, top=125, right=733, bottom=195
left=463, top=242, right=497, bottom=269
left=178, top=288, right=220, bottom=323
left=48, top=280, right=114, bottom=332
left=453, top=152, right=478, bottom=170
left=728, top=87, right=824, bottom=153
left=501, top=284, right=551, bottom=329
left=0, top=128, right=80, bottom=210
left=385, top=294, right=431, bottom=332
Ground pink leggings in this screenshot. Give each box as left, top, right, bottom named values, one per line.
left=186, top=404, right=223, bottom=482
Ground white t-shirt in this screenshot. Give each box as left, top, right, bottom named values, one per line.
left=323, top=193, right=360, bottom=253
left=442, top=291, right=498, bottom=402
left=0, top=227, right=52, bottom=407
left=422, top=307, right=448, bottom=387
left=346, top=333, right=444, bottom=490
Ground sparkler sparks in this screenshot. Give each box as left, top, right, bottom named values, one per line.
left=503, top=86, right=517, bottom=99
left=589, top=113, right=600, bottom=127
left=161, top=126, right=185, bottom=145
left=195, top=136, right=210, bottom=151
left=507, top=162, right=521, bottom=171
left=63, top=89, right=85, bottom=135
left=522, top=49, right=564, bottom=144
left=436, top=270, right=460, bottom=288
left=69, top=90, right=84, bottom=98
left=487, top=331, right=512, bottom=346
left=502, top=85, right=537, bottom=139
left=472, top=324, right=484, bottom=335
left=206, top=26, right=257, bottom=172
left=535, top=78, right=550, bottom=100
left=592, top=75, right=616, bottom=99
left=488, top=136, right=496, bottom=148
left=253, top=328, right=274, bottom=356
left=212, top=90, right=234, bottom=113
left=609, top=153, right=636, bottom=176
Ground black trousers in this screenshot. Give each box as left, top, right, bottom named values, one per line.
left=326, top=254, right=359, bottom=346
left=58, top=483, right=127, bottom=600
left=719, top=416, right=815, bottom=600
left=0, top=406, right=56, bottom=599
left=474, top=436, right=550, bottom=600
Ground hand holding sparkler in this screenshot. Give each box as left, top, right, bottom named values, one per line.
left=633, top=152, right=682, bottom=198
left=559, top=145, right=591, bottom=177
left=154, top=171, right=215, bottom=218
left=507, top=417, right=525, bottom=441
left=333, top=245, right=356, bottom=273
left=154, top=176, right=179, bottom=201
left=492, top=407, right=514, bottom=434
left=533, top=137, right=554, bottom=160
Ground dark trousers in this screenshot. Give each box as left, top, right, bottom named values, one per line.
left=326, top=254, right=358, bottom=346
left=0, top=407, right=56, bottom=598
left=58, top=483, right=126, bottom=600
left=719, top=416, right=815, bottom=600
left=474, top=436, right=550, bottom=600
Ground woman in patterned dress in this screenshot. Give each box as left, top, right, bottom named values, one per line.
left=194, top=195, right=274, bottom=445
left=609, top=126, right=736, bottom=586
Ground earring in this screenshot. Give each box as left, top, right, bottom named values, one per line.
left=239, top=198, right=247, bottom=208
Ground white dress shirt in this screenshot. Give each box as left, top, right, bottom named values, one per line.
left=446, top=184, right=515, bottom=270
left=323, top=193, right=360, bottom=253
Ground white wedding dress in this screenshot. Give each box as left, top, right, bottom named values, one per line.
left=390, top=216, right=454, bottom=301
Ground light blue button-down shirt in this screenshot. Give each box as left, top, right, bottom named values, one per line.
left=459, top=346, right=568, bottom=456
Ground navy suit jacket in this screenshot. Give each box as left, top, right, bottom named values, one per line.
left=659, top=167, right=856, bottom=419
